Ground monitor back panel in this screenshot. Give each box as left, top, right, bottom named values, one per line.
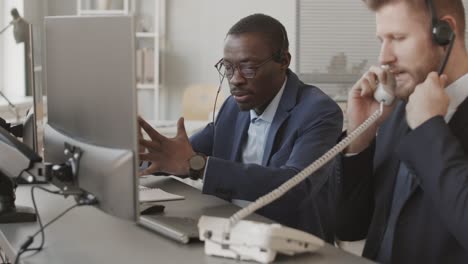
left=44, top=15, right=137, bottom=150
left=43, top=16, right=138, bottom=220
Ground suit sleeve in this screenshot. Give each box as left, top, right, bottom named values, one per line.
left=189, top=96, right=231, bottom=156
left=190, top=123, right=214, bottom=156
left=202, top=104, right=343, bottom=221
left=398, top=116, right=468, bottom=249
left=335, top=140, right=376, bottom=241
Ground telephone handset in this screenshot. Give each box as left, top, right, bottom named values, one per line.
left=374, top=84, right=395, bottom=106
left=374, top=65, right=396, bottom=106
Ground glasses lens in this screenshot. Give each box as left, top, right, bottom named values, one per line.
left=240, top=67, right=256, bottom=79
left=224, top=64, right=234, bottom=78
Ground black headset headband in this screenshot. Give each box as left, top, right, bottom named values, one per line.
left=274, top=25, right=288, bottom=62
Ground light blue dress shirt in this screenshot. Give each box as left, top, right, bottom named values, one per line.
left=232, top=78, right=287, bottom=207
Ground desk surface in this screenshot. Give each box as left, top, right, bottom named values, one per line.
left=0, top=179, right=374, bottom=264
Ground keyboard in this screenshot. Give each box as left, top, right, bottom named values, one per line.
left=140, top=215, right=199, bottom=243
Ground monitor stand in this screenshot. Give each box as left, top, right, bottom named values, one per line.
left=0, top=172, right=36, bottom=223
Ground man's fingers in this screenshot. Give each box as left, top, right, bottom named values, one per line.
left=138, top=126, right=146, bottom=152
left=425, top=72, right=447, bottom=90
left=139, top=139, right=161, bottom=151
left=439, top=74, right=448, bottom=88
left=361, top=78, right=375, bottom=97
left=176, top=117, right=188, bottom=139
left=139, top=162, right=160, bottom=176
left=369, top=65, right=386, bottom=85
left=138, top=117, right=165, bottom=142
left=139, top=152, right=162, bottom=161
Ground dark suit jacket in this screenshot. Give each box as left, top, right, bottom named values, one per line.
left=336, top=98, right=468, bottom=263
left=190, top=70, right=343, bottom=242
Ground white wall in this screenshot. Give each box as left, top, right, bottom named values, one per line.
left=1, top=0, right=25, bottom=99
left=163, top=0, right=297, bottom=120
left=0, top=3, right=3, bottom=94
left=0, top=0, right=71, bottom=100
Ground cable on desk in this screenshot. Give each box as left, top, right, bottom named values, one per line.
left=13, top=186, right=79, bottom=264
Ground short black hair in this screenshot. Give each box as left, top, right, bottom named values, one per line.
left=227, top=14, right=289, bottom=60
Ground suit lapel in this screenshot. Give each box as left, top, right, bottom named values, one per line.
left=261, top=70, right=299, bottom=166
left=262, top=111, right=290, bottom=165
left=369, top=102, right=411, bottom=258
left=230, top=112, right=250, bottom=161
left=390, top=110, right=419, bottom=220
left=380, top=102, right=411, bottom=218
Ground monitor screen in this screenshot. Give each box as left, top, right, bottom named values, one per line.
left=43, top=15, right=138, bottom=220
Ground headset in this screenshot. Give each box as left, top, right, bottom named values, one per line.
left=273, top=25, right=288, bottom=62
left=426, top=0, right=456, bottom=74
left=427, top=0, right=454, bottom=46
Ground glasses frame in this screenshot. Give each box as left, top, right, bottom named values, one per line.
left=214, top=56, right=275, bottom=79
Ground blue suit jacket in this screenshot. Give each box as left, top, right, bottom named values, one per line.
left=190, top=70, right=343, bottom=242
left=336, top=99, right=468, bottom=263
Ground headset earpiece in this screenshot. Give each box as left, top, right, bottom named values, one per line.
left=432, top=20, right=453, bottom=46
left=426, top=0, right=456, bottom=74
left=427, top=0, right=454, bottom=46
left=273, top=50, right=284, bottom=62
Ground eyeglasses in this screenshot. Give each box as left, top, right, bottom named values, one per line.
left=214, top=56, right=274, bottom=79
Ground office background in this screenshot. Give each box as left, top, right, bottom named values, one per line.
left=0, top=0, right=467, bottom=121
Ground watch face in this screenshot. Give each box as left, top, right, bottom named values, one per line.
left=190, top=155, right=205, bottom=170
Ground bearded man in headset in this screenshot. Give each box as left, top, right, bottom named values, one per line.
left=335, top=0, right=468, bottom=263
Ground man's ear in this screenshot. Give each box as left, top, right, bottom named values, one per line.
left=280, top=51, right=291, bottom=71
left=440, top=15, right=457, bottom=36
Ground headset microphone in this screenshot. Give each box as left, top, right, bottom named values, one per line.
left=212, top=58, right=227, bottom=132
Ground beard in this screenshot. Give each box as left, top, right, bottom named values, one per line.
left=393, top=51, right=442, bottom=100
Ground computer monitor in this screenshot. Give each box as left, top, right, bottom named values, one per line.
left=43, top=15, right=138, bottom=221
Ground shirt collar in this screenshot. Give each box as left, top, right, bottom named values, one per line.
left=444, top=73, right=468, bottom=122
left=250, top=77, right=287, bottom=123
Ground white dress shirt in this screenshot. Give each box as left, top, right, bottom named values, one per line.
left=444, top=73, right=468, bottom=122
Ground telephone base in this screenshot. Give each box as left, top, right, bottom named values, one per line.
left=198, top=216, right=324, bottom=263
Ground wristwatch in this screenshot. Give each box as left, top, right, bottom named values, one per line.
left=188, top=153, right=207, bottom=180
